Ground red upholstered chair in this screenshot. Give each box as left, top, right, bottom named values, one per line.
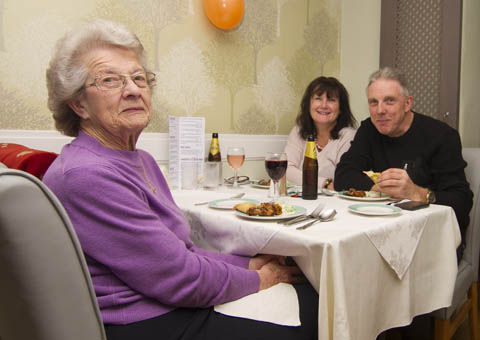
left=0, top=143, right=58, bottom=179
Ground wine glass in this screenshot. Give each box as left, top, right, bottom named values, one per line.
left=265, top=152, right=288, bottom=202
left=227, top=147, right=245, bottom=188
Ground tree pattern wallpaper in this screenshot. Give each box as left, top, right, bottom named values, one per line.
left=0, top=0, right=340, bottom=135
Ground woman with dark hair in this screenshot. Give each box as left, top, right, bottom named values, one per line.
left=285, top=76, right=357, bottom=189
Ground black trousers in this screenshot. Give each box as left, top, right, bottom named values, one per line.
left=105, top=283, right=319, bottom=340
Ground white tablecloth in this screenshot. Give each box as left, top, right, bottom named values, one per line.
left=172, top=187, right=461, bottom=340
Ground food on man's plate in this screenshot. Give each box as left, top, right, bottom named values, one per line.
left=233, top=202, right=282, bottom=216
left=364, top=191, right=381, bottom=198
left=347, top=188, right=366, bottom=197
left=257, top=179, right=271, bottom=186
left=363, top=170, right=380, bottom=184
left=346, top=188, right=382, bottom=198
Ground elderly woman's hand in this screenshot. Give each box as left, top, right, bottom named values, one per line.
left=249, top=254, right=286, bottom=270
left=256, top=258, right=306, bottom=291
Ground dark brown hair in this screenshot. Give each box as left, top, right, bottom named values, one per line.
left=296, top=76, right=357, bottom=140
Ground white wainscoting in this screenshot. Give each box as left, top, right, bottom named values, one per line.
left=0, top=130, right=288, bottom=164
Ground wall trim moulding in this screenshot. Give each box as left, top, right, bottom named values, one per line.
left=0, top=130, right=288, bottom=162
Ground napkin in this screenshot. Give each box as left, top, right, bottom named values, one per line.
left=364, top=214, right=427, bottom=279
left=214, top=283, right=300, bottom=326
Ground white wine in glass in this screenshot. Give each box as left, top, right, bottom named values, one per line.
left=227, top=147, right=245, bottom=187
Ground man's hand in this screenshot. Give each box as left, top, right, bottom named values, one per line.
left=372, top=168, right=428, bottom=202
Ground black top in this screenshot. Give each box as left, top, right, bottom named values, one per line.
left=334, top=112, right=473, bottom=233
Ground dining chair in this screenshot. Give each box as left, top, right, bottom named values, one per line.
left=0, top=168, right=107, bottom=340
left=433, top=148, right=480, bottom=340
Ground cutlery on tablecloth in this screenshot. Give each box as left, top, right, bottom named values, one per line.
left=297, top=209, right=337, bottom=230
left=194, top=192, right=245, bottom=206
left=281, top=203, right=325, bottom=225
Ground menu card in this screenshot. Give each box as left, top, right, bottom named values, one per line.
left=168, top=116, right=205, bottom=189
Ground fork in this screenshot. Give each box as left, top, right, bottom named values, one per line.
left=297, top=209, right=337, bottom=230
left=194, top=192, right=245, bottom=206
left=281, top=203, right=325, bottom=225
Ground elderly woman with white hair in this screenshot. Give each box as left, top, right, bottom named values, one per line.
left=43, top=20, right=318, bottom=340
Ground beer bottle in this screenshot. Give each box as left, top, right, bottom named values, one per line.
left=208, top=133, right=221, bottom=161
left=207, top=133, right=222, bottom=184
left=302, top=135, right=318, bottom=200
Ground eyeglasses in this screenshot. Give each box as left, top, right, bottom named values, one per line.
left=86, top=72, right=156, bottom=91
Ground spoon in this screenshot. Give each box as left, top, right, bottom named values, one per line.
left=194, top=192, right=245, bottom=206
left=281, top=202, right=325, bottom=225
left=297, top=208, right=337, bottom=230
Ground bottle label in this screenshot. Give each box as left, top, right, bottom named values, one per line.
left=210, top=139, right=219, bottom=155
left=304, top=141, right=317, bottom=159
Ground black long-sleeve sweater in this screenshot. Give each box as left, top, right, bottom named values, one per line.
left=334, top=112, right=473, bottom=234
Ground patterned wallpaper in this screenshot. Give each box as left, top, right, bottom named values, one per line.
left=0, top=0, right=340, bottom=135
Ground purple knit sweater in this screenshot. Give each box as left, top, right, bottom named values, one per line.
left=43, top=132, right=260, bottom=325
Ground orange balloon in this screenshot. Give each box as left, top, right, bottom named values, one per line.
left=204, top=0, right=245, bottom=30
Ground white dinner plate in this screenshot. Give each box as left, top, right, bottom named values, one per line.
left=208, top=198, right=260, bottom=210
left=338, top=191, right=391, bottom=201
left=250, top=180, right=271, bottom=189
left=234, top=205, right=307, bottom=221
left=250, top=179, right=295, bottom=190
left=348, top=203, right=401, bottom=216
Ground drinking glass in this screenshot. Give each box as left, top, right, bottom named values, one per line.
left=227, top=147, right=245, bottom=188
left=265, top=152, right=288, bottom=202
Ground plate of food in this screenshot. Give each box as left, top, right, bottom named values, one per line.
left=250, top=179, right=271, bottom=189
left=208, top=198, right=260, bottom=210
left=233, top=202, right=306, bottom=220
left=348, top=203, right=401, bottom=216
left=250, top=179, right=295, bottom=190
left=338, top=188, right=391, bottom=201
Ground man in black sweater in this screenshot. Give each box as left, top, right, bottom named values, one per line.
left=335, top=67, right=473, bottom=253
left=335, top=67, right=472, bottom=340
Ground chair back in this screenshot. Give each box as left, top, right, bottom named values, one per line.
left=462, top=148, right=480, bottom=279
left=0, top=169, right=106, bottom=340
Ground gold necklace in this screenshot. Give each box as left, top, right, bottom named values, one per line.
left=315, top=141, right=326, bottom=151
left=114, top=149, right=157, bottom=194
left=315, top=135, right=330, bottom=151
left=138, top=155, right=157, bottom=194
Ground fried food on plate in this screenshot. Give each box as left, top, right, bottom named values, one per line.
left=233, top=202, right=282, bottom=216
left=258, top=179, right=271, bottom=186
left=363, top=170, right=380, bottom=184
left=346, top=188, right=382, bottom=198
left=347, top=188, right=366, bottom=197
left=233, top=202, right=258, bottom=214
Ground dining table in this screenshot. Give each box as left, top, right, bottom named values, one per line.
left=171, top=183, right=461, bottom=340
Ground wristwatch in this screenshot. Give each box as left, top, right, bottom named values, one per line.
left=426, top=189, right=436, bottom=204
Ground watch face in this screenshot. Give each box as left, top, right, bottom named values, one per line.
left=427, top=191, right=436, bottom=203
